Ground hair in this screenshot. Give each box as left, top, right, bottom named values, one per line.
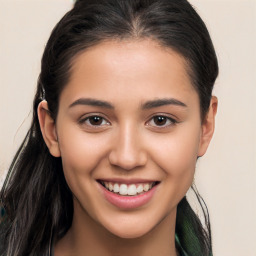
left=0, top=0, right=218, bottom=255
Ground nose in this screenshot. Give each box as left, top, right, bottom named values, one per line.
left=108, top=124, right=147, bottom=170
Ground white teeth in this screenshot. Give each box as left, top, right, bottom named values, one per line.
left=109, top=183, right=113, bottom=191
left=143, top=183, right=150, bottom=192
left=136, top=184, right=144, bottom=193
left=102, top=182, right=156, bottom=196
left=119, top=184, right=128, bottom=195
left=127, top=184, right=137, bottom=196
left=113, top=183, right=120, bottom=193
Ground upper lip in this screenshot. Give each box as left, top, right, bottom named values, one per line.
left=97, top=178, right=159, bottom=184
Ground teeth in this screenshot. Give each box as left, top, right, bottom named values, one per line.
left=128, top=184, right=137, bottom=195
left=119, top=184, right=128, bottom=195
left=109, top=183, right=113, bottom=191
left=102, top=181, right=156, bottom=196
left=143, top=183, right=150, bottom=192
left=113, top=183, right=120, bottom=193
left=136, top=184, right=143, bottom=193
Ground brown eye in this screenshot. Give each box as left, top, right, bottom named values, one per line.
left=153, top=116, right=168, bottom=126
left=88, top=116, right=104, bottom=126
left=80, top=115, right=110, bottom=127
left=147, top=115, right=176, bottom=128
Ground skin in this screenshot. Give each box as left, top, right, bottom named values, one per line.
left=38, top=39, right=217, bottom=256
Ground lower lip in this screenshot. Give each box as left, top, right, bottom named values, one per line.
left=98, top=183, right=158, bottom=209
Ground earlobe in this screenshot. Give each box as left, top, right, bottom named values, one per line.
left=198, top=96, right=218, bottom=157
left=38, top=100, right=61, bottom=157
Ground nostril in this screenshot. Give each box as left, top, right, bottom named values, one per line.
left=108, top=150, right=147, bottom=170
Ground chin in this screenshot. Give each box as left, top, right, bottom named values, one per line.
left=110, top=227, right=151, bottom=239
left=102, top=219, right=154, bottom=239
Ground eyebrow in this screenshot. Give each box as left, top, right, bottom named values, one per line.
left=69, top=98, right=114, bottom=109
left=69, top=97, right=187, bottom=110
left=142, top=98, right=187, bottom=109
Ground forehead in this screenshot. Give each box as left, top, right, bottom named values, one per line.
left=60, top=39, right=198, bottom=108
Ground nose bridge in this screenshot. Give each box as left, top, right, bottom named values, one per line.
left=108, top=121, right=147, bottom=170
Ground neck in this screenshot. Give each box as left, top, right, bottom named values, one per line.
left=55, top=200, right=178, bottom=256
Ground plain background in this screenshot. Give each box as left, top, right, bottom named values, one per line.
left=0, top=0, right=255, bottom=255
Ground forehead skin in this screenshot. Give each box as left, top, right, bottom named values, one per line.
left=58, top=39, right=199, bottom=114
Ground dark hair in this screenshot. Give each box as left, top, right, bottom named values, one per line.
left=0, top=0, right=218, bottom=255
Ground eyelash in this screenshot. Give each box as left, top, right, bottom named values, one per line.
left=78, top=114, right=177, bottom=129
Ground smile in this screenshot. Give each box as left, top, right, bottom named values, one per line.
left=99, top=181, right=158, bottom=196
left=97, top=180, right=160, bottom=209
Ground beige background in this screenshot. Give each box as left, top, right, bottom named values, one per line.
left=0, top=0, right=255, bottom=255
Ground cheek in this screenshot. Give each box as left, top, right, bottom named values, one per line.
left=148, top=124, right=201, bottom=187
left=56, top=123, right=110, bottom=180
left=56, top=124, right=112, bottom=214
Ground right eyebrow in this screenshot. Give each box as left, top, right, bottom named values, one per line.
left=69, top=98, right=114, bottom=109
left=141, top=98, right=187, bottom=109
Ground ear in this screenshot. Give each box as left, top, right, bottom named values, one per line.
left=198, top=96, right=218, bottom=157
left=38, top=100, right=61, bottom=157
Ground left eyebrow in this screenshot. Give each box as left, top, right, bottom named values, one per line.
left=69, top=98, right=114, bottom=109
left=142, top=98, right=187, bottom=109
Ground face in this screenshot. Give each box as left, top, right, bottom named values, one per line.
left=40, top=39, right=215, bottom=239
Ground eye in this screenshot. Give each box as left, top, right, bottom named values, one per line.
left=147, top=115, right=177, bottom=128
left=79, top=115, right=110, bottom=127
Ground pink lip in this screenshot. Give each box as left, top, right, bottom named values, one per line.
left=98, top=182, right=159, bottom=210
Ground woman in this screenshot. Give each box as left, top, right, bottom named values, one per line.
left=0, top=0, right=218, bottom=255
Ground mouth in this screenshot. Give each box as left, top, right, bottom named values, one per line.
left=97, top=180, right=160, bottom=197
